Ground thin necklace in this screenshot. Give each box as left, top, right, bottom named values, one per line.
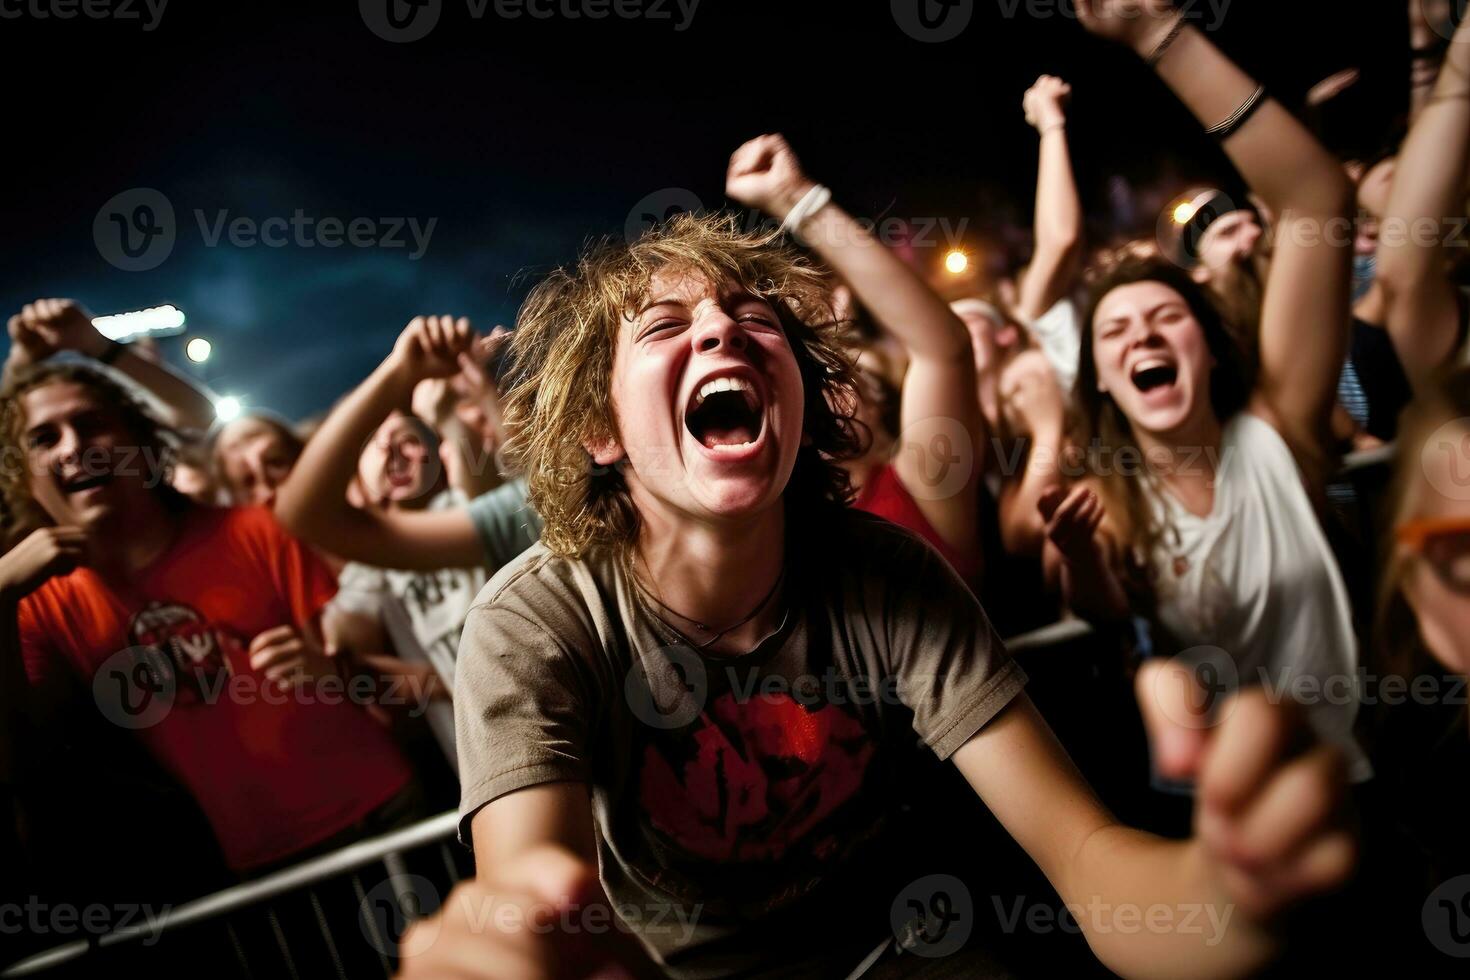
left=633, top=552, right=786, bottom=651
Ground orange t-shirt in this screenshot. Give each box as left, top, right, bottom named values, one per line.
left=18, top=505, right=413, bottom=872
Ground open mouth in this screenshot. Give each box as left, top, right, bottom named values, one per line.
left=685, top=375, right=765, bottom=451
left=61, top=472, right=112, bottom=495
left=1130, top=359, right=1179, bottom=394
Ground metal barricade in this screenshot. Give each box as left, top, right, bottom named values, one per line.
left=3, top=812, right=466, bottom=979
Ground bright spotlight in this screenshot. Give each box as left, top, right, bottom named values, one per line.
left=92, top=304, right=187, bottom=342
left=1172, top=201, right=1198, bottom=225
left=186, top=338, right=213, bottom=363
left=215, top=396, right=242, bottom=422
left=944, top=250, right=969, bottom=275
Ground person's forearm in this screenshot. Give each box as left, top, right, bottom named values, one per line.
left=1147, top=25, right=1352, bottom=217
left=1061, top=826, right=1276, bottom=980
left=1001, top=428, right=1066, bottom=557
left=110, top=347, right=219, bottom=433
left=1379, top=24, right=1470, bottom=291
left=794, top=201, right=971, bottom=362
left=276, top=358, right=413, bottom=546
left=1018, top=127, right=1084, bottom=322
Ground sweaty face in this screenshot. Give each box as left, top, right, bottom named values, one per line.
left=1195, top=211, right=1262, bottom=275
left=21, top=381, right=156, bottom=530
left=596, top=269, right=805, bottom=528
left=358, top=412, right=439, bottom=506
left=1401, top=420, right=1470, bottom=676
left=217, top=418, right=298, bottom=508
left=1092, top=281, right=1215, bottom=439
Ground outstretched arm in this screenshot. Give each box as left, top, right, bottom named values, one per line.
left=726, top=134, right=984, bottom=564
left=954, top=663, right=1353, bottom=979
left=5, top=299, right=218, bottom=433
left=1375, top=14, right=1470, bottom=389
left=1016, top=75, right=1085, bottom=324
left=1079, top=1, right=1354, bottom=456
left=275, top=316, right=489, bottom=572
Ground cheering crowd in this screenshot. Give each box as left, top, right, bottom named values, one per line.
left=3, top=1, right=1470, bottom=976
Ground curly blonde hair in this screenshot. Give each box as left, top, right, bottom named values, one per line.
left=500, top=211, right=865, bottom=558
left=0, top=360, right=186, bottom=544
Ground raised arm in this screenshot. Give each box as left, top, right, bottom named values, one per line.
left=5, top=299, right=218, bottom=433
left=1016, top=75, right=1085, bottom=324
left=1375, top=14, right=1470, bottom=389
left=1079, top=1, right=1354, bottom=454
left=725, top=134, right=983, bottom=559
left=274, top=316, right=489, bottom=572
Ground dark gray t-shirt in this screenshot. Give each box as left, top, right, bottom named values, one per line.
left=455, top=510, right=1025, bottom=978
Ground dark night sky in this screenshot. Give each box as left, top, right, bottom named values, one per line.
left=1, top=0, right=1406, bottom=420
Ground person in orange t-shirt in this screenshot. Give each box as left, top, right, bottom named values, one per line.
left=0, top=360, right=414, bottom=875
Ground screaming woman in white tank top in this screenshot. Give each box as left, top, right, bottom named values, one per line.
left=1143, top=412, right=1372, bottom=782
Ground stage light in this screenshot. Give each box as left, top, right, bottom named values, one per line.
left=944, top=250, right=969, bottom=274
left=1172, top=201, right=1197, bottom=225
left=215, top=396, right=242, bottom=422
left=186, top=338, right=213, bottom=363
left=92, top=304, right=187, bottom=342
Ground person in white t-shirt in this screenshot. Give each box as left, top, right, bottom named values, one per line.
left=1044, top=1, right=1371, bottom=777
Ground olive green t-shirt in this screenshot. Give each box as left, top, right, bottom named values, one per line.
left=455, top=510, right=1026, bottom=978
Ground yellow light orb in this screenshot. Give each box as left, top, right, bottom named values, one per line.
left=186, top=337, right=213, bottom=363
left=1172, top=201, right=1198, bottom=225
left=944, top=250, right=969, bottom=275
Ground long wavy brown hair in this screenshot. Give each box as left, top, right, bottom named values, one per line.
left=1073, top=251, right=1254, bottom=599
left=498, top=211, right=865, bottom=559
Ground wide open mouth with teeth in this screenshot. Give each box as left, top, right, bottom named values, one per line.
left=685, top=375, right=765, bottom=450
left=1130, top=358, right=1179, bottom=394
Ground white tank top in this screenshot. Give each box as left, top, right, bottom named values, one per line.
left=1144, top=412, right=1372, bottom=781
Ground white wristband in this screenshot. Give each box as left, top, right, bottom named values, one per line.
left=780, top=184, right=832, bottom=237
